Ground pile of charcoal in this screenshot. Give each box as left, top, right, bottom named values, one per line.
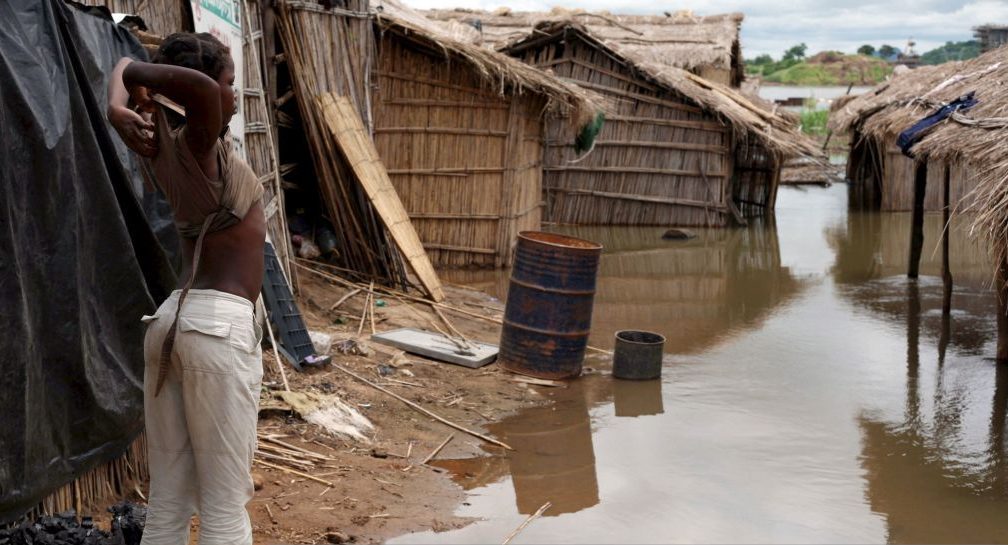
left=0, top=502, right=145, bottom=545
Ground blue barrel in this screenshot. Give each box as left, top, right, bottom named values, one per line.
left=499, top=231, right=602, bottom=379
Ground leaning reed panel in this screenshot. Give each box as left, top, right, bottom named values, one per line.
left=276, top=1, right=410, bottom=286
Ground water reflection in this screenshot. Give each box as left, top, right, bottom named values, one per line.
left=829, top=211, right=995, bottom=357
left=403, top=187, right=1008, bottom=544
left=432, top=382, right=605, bottom=517
left=444, top=221, right=805, bottom=354
left=858, top=359, right=1008, bottom=543
left=855, top=246, right=1008, bottom=542
left=612, top=379, right=664, bottom=418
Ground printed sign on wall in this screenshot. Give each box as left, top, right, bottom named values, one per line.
left=191, top=0, right=245, bottom=159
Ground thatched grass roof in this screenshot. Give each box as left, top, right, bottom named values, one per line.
left=829, top=46, right=1008, bottom=269
left=421, top=9, right=814, bottom=159
left=515, top=23, right=819, bottom=159
left=373, top=0, right=599, bottom=128
left=424, top=7, right=742, bottom=78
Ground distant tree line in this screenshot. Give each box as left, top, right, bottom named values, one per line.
left=746, top=39, right=981, bottom=75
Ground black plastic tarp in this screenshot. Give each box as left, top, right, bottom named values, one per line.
left=0, top=0, right=176, bottom=523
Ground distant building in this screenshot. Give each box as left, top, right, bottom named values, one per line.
left=974, top=25, right=1008, bottom=52
left=894, top=38, right=920, bottom=68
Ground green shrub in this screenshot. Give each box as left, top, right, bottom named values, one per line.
left=800, top=109, right=829, bottom=136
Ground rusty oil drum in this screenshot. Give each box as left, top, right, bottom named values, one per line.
left=499, top=231, right=602, bottom=379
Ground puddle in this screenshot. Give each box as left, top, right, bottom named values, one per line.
left=399, top=185, right=1006, bottom=544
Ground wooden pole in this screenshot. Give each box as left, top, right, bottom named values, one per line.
left=997, top=257, right=1008, bottom=363
left=941, top=165, right=953, bottom=315
left=907, top=161, right=928, bottom=278
left=938, top=165, right=953, bottom=366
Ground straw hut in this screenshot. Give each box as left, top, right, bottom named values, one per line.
left=425, top=8, right=745, bottom=87
left=829, top=63, right=978, bottom=211
left=369, top=0, right=597, bottom=267
left=833, top=45, right=1008, bottom=359
left=468, top=20, right=818, bottom=227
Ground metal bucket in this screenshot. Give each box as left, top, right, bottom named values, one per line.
left=499, top=231, right=603, bottom=379
left=612, top=330, right=665, bottom=380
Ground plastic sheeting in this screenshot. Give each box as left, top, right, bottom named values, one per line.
left=0, top=0, right=177, bottom=523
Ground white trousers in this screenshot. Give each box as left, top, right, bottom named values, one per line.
left=140, top=289, right=263, bottom=545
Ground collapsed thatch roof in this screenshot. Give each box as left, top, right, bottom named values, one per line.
left=829, top=46, right=1008, bottom=268
left=372, top=0, right=598, bottom=128
left=424, top=7, right=743, bottom=78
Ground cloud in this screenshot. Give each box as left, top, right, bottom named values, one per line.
left=406, top=0, right=1007, bottom=57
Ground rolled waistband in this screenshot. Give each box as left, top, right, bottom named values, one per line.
left=162, top=288, right=254, bottom=316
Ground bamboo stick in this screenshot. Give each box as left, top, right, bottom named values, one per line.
left=501, top=502, right=552, bottom=545
left=253, top=459, right=334, bottom=487
left=421, top=434, right=454, bottom=465
left=330, top=362, right=513, bottom=450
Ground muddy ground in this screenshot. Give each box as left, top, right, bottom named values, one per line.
left=246, top=269, right=563, bottom=544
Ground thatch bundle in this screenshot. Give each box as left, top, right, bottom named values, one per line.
left=425, top=7, right=744, bottom=86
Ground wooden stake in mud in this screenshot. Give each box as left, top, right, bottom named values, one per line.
left=908, top=161, right=928, bottom=278
left=501, top=502, right=552, bottom=545
left=941, top=164, right=953, bottom=315
left=330, top=362, right=512, bottom=450
left=997, top=258, right=1008, bottom=363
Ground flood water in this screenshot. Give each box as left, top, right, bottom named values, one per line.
left=393, top=185, right=1008, bottom=544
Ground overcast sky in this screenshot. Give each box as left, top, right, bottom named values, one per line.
left=404, top=0, right=1008, bottom=58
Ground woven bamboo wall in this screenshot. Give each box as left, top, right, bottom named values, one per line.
left=241, top=0, right=293, bottom=282
left=76, top=0, right=190, bottom=34
left=732, top=140, right=780, bottom=217
left=848, top=133, right=976, bottom=212
left=518, top=30, right=733, bottom=227
left=373, top=31, right=547, bottom=268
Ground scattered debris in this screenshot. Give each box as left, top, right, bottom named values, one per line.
left=276, top=391, right=373, bottom=442
left=510, top=376, right=568, bottom=388
left=308, top=331, right=334, bottom=355
left=334, top=338, right=372, bottom=357
left=325, top=530, right=352, bottom=544
left=371, top=328, right=498, bottom=368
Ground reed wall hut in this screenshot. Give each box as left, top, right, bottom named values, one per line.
left=369, top=1, right=596, bottom=267
left=490, top=22, right=816, bottom=227
left=829, top=63, right=978, bottom=212
left=834, top=45, right=1008, bottom=360
left=425, top=8, right=745, bottom=87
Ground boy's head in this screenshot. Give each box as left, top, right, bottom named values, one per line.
left=153, top=32, right=237, bottom=129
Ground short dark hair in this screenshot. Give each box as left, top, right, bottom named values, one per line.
left=153, top=32, right=231, bottom=80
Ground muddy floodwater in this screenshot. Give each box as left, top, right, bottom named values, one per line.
left=393, top=185, right=1008, bottom=544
